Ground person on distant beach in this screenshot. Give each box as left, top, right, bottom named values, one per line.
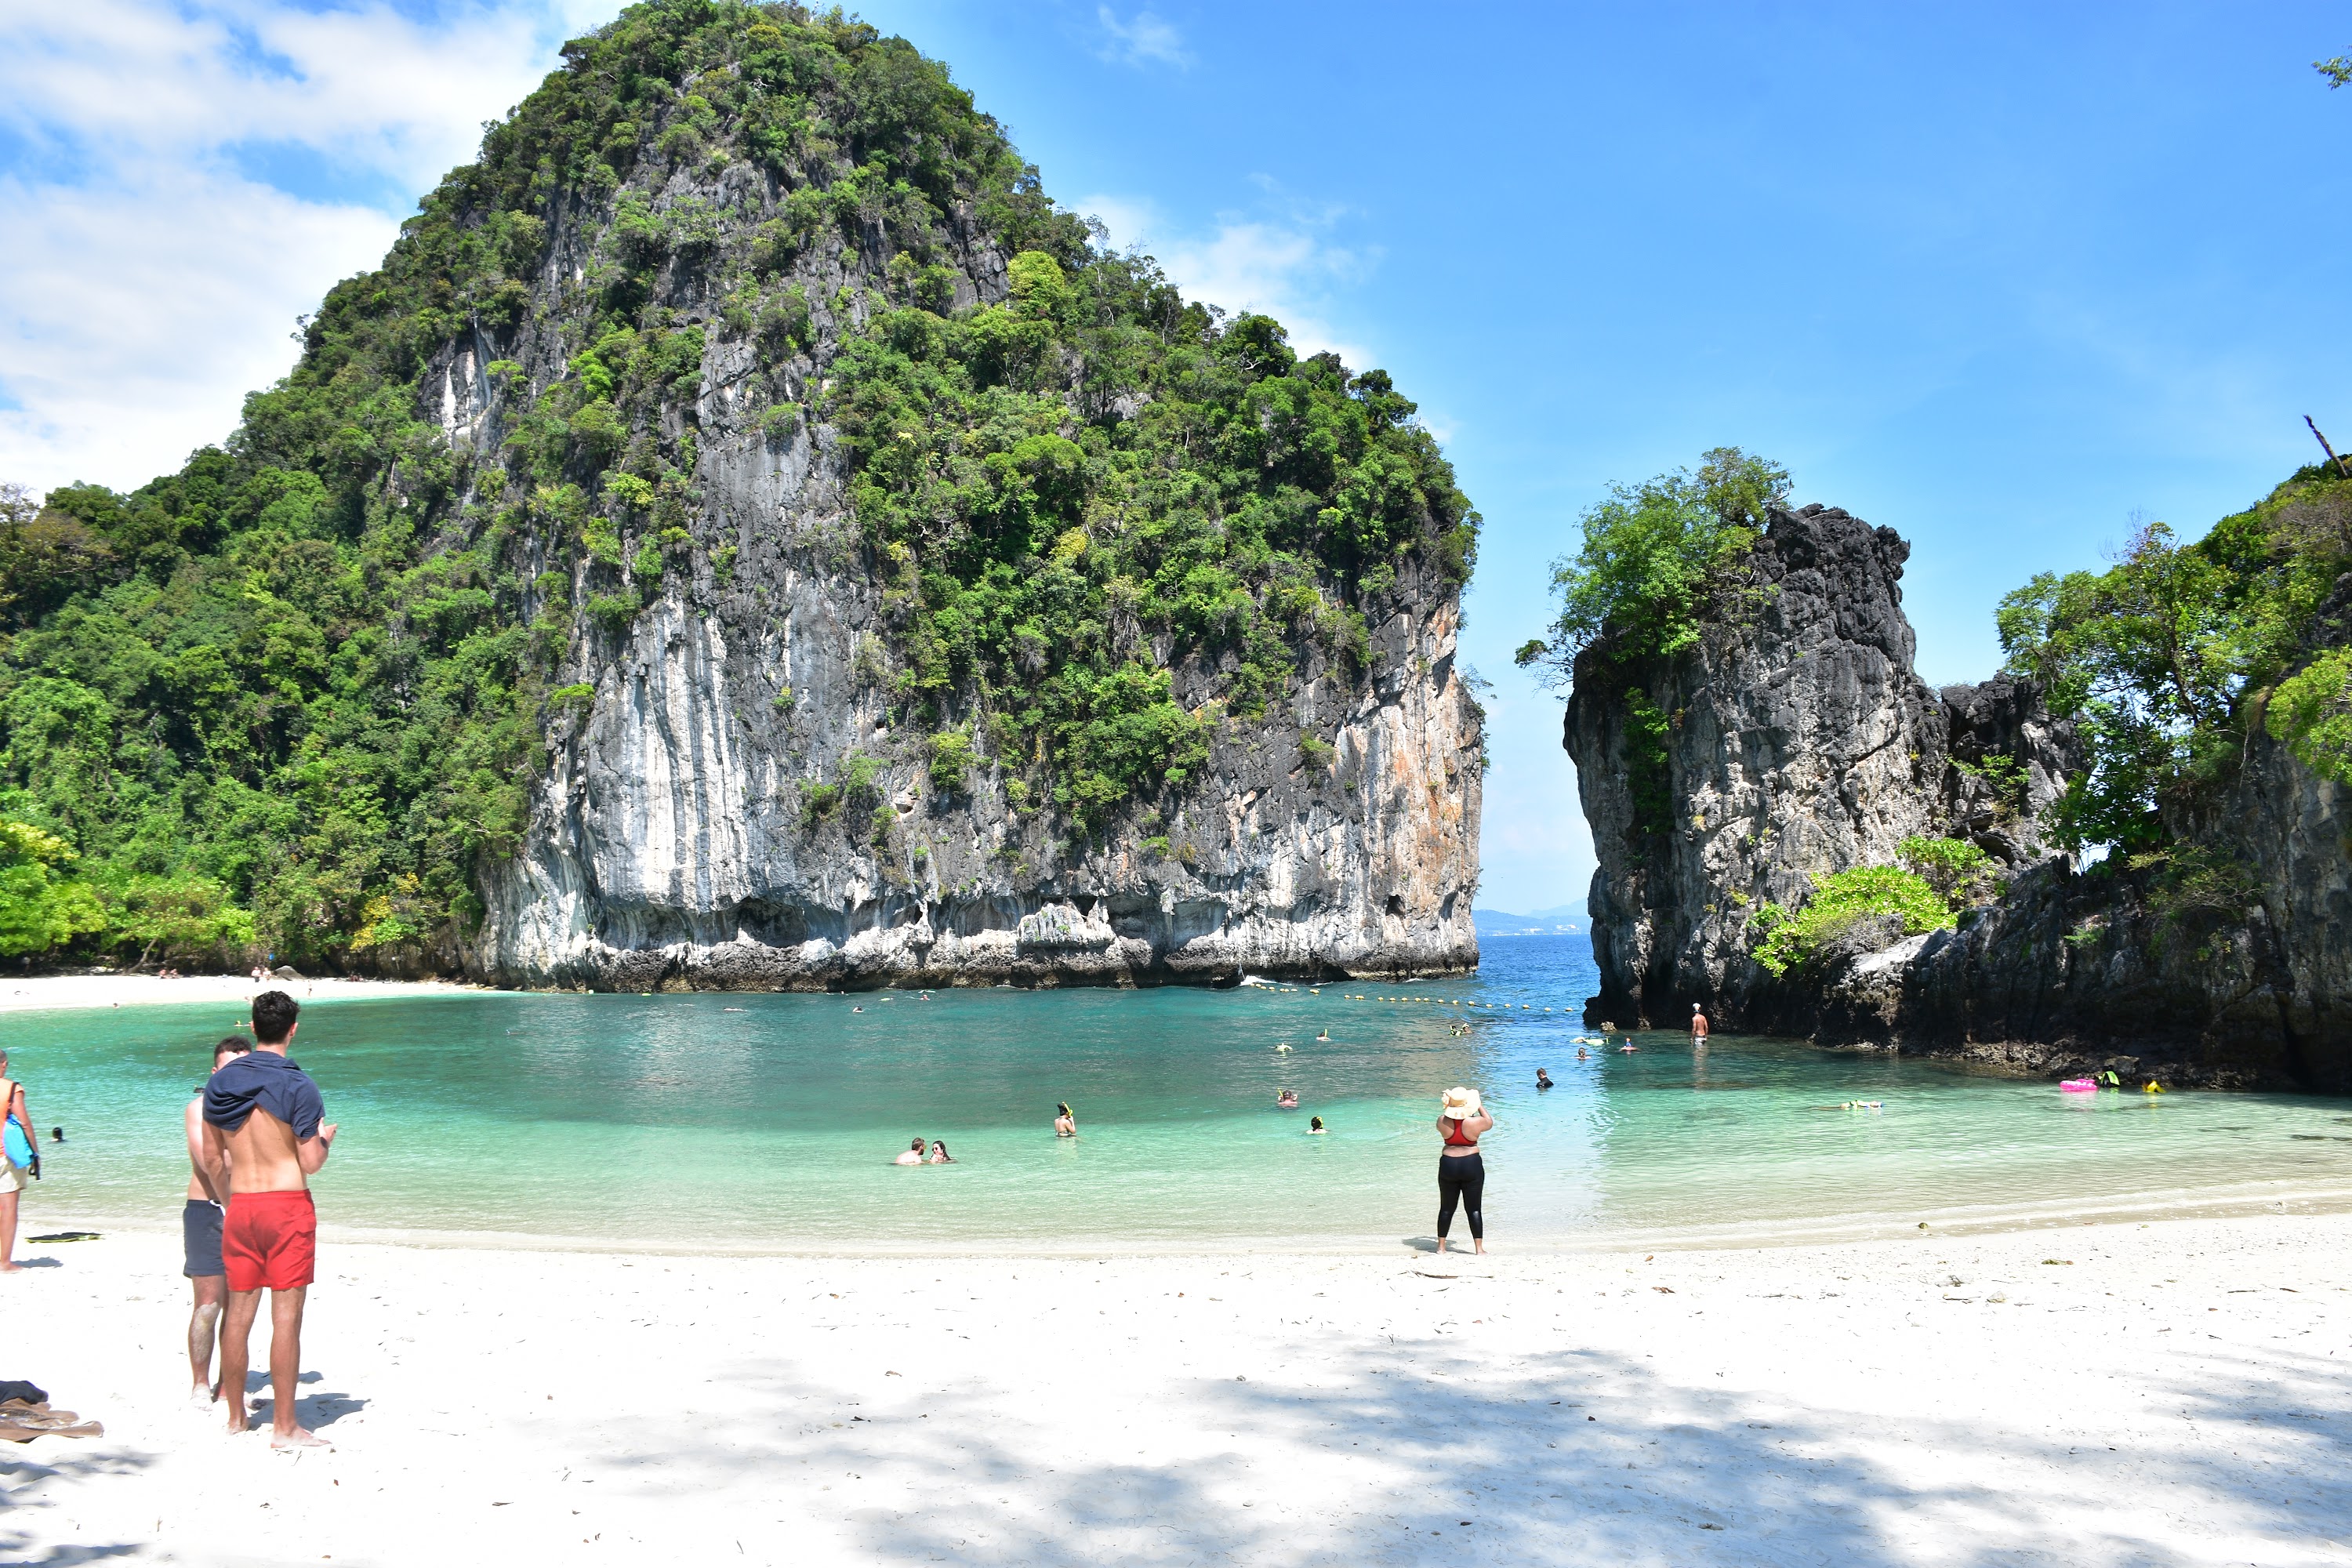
left=894, top=1138, right=927, bottom=1167
left=1435, top=1087, right=1491, bottom=1256
left=1535, top=1068, right=1554, bottom=1091
left=184, top=1036, right=249, bottom=1405
left=0, top=1050, right=35, bottom=1273
left=1690, top=1004, right=1709, bottom=1046
left=1308, top=1116, right=1327, bottom=1134
left=927, top=1140, right=954, bottom=1163
left=1276, top=1090, right=1299, bottom=1109
left=203, top=991, right=336, bottom=1448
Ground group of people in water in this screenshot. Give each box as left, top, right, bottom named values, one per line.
left=872, top=1002, right=1730, bottom=1258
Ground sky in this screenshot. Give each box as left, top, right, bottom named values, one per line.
left=5, top=1, right=2350, bottom=915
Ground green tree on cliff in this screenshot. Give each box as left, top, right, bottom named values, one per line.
left=1513, top=448, right=1788, bottom=687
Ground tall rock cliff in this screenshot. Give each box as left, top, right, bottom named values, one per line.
left=1565, top=504, right=2071, bottom=1029
left=1566, top=501, right=2351, bottom=1088
left=0, top=5, right=1480, bottom=989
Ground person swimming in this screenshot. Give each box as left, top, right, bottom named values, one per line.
left=1576, top=1047, right=1589, bottom=1061
left=1054, top=1102, right=1076, bottom=1138
left=927, top=1139, right=954, bottom=1163
left=893, top=1137, right=926, bottom=1166
left=1276, top=1090, right=1299, bottom=1109
left=1308, top=1116, right=1327, bottom=1134
left=1618, top=1043, right=1639, bottom=1053
left=1535, top=1068, right=1554, bottom=1091
left=1315, top=1029, right=1330, bottom=1041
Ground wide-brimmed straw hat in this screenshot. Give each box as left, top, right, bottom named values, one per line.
left=1440, top=1086, right=1483, bottom=1120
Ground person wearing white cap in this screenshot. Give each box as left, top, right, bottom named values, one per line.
left=1434, top=1087, right=1492, bottom=1254
left=1690, top=1003, right=1710, bottom=1047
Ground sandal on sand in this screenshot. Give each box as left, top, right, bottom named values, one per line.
left=0, top=1400, right=103, bottom=1442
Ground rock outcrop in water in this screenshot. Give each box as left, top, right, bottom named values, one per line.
left=1563, top=503, right=2351, bottom=1090
left=0, top=6, right=1481, bottom=993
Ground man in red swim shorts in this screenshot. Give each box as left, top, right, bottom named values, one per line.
left=201, top=990, right=337, bottom=1448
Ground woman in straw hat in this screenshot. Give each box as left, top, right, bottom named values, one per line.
left=1434, top=1087, right=1492, bottom=1254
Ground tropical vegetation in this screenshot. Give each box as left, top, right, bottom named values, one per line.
left=0, top=2, right=1475, bottom=970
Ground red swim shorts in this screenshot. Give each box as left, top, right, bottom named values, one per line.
left=222, top=1190, right=317, bottom=1292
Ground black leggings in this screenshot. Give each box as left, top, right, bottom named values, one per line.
left=1437, top=1152, right=1485, bottom=1240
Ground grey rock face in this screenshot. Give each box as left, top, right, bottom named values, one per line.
left=1563, top=503, right=2352, bottom=1088
left=436, top=165, right=1480, bottom=993
left=1565, top=504, right=2068, bottom=1029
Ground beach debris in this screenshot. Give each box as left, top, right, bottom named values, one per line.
left=2041, top=1258, right=2074, bottom=1265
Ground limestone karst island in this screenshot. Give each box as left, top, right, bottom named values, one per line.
left=2, top=5, right=2347, bottom=1564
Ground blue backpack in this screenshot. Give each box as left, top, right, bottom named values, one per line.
left=3, top=1115, right=33, bottom=1171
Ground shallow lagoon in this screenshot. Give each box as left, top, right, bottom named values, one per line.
left=6, top=935, right=2349, bottom=1249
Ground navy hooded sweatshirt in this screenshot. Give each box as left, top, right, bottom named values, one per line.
left=203, top=1051, right=325, bottom=1141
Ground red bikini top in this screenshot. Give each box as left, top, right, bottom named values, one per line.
left=1443, top=1116, right=1478, bottom=1147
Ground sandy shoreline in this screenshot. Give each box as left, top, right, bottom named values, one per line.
left=0, top=973, right=489, bottom=1015
left=2, top=1211, right=2345, bottom=1566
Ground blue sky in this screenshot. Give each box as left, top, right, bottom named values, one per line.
left=5, top=2, right=2349, bottom=913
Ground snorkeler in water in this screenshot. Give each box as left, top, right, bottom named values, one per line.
left=1308, top=1116, right=1327, bottom=1134
left=1054, top=1102, right=1076, bottom=1138
left=1276, top=1089, right=1299, bottom=1109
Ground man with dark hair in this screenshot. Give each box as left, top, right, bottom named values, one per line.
left=183, top=1036, right=249, bottom=1406
left=203, top=991, right=336, bottom=1447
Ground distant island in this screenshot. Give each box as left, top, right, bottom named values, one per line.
left=1471, top=905, right=1585, bottom=938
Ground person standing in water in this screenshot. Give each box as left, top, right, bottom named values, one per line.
left=0, top=1050, right=34, bottom=1273
left=894, top=1138, right=927, bottom=1166
left=184, top=1036, right=250, bottom=1405
left=1690, top=1004, right=1710, bottom=1047
left=1054, top=1103, right=1076, bottom=1138
left=1434, top=1087, right=1492, bottom=1255
left=203, top=992, right=337, bottom=1448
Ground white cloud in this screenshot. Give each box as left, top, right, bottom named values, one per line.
left=1093, top=6, right=1189, bottom=69
left=1077, top=191, right=1383, bottom=373
left=0, top=0, right=605, bottom=494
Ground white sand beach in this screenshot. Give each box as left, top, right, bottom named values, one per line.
left=2, top=1210, right=2344, bottom=1566
left=0, top=973, right=487, bottom=1015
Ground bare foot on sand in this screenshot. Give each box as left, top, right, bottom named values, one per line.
left=271, top=1428, right=332, bottom=1450
left=190, top=1385, right=216, bottom=1409
left=0, top=1261, right=25, bottom=1273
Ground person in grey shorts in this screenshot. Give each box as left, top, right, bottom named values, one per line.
left=183, top=1036, right=249, bottom=1406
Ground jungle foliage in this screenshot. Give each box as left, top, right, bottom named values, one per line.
left=1996, top=467, right=2352, bottom=852
left=1514, top=448, right=1788, bottom=685
left=0, top=2, right=1474, bottom=969
left=1750, top=865, right=1955, bottom=978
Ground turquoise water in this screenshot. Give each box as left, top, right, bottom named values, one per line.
left=5, top=936, right=2350, bottom=1250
